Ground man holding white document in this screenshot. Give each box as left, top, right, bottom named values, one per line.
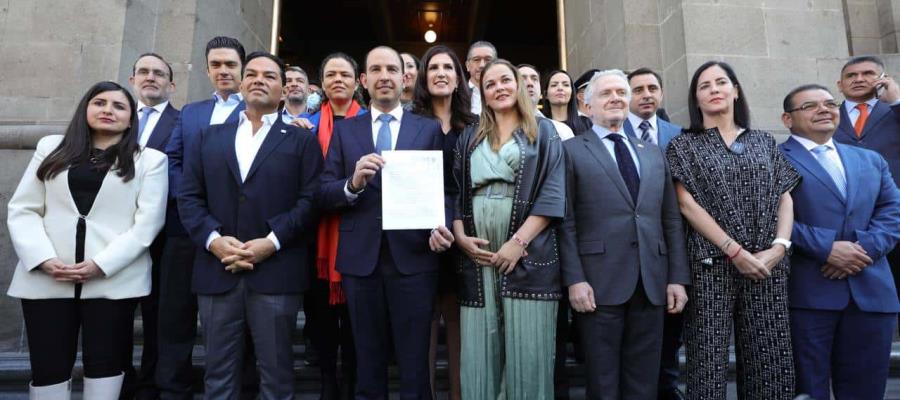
left=317, top=45, right=453, bottom=400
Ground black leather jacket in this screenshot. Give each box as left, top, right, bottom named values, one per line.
left=453, top=118, right=566, bottom=307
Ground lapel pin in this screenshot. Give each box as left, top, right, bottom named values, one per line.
left=280, top=129, right=287, bottom=134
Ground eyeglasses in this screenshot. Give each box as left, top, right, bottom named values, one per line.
left=786, top=100, right=840, bottom=113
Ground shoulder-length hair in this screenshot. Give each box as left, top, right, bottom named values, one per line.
left=687, top=61, right=751, bottom=132
left=475, top=59, right=538, bottom=150
left=411, top=45, right=478, bottom=131
left=37, top=81, right=139, bottom=182
left=540, top=69, right=588, bottom=133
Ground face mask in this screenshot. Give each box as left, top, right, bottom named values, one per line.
left=306, top=91, right=322, bottom=112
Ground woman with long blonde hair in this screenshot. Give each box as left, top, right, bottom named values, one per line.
left=451, top=59, right=566, bottom=399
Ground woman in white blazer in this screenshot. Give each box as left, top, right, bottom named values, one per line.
left=7, top=81, right=168, bottom=400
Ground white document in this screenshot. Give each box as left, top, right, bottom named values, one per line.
left=381, top=150, right=445, bottom=230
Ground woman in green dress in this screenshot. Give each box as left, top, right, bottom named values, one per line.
left=452, top=59, right=566, bottom=399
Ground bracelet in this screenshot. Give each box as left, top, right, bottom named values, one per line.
left=721, top=238, right=734, bottom=253
left=727, top=245, right=743, bottom=260
left=512, top=233, right=529, bottom=248
left=720, top=237, right=733, bottom=250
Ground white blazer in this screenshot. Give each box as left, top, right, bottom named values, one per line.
left=7, top=135, right=168, bottom=300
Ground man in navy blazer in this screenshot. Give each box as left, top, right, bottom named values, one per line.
left=159, top=36, right=249, bottom=400
left=623, top=68, right=681, bottom=151
left=179, top=51, right=322, bottom=399
left=121, top=52, right=181, bottom=400
left=318, top=46, right=454, bottom=400
left=780, top=84, right=900, bottom=400
left=832, top=55, right=900, bottom=327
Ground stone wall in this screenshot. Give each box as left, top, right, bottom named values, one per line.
left=564, top=0, right=885, bottom=135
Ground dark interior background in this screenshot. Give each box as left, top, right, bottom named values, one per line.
left=278, top=0, right=559, bottom=85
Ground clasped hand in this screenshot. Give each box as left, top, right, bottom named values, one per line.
left=733, top=246, right=785, bottom=280
left=821, top=241, right=872, bottom=279
left=455, top=232, right=526, bottom=275
left=39, top=258, right=104, bottom=283
left=209, top=236, right=276, bottom=274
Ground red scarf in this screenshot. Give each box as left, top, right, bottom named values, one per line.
left=316, top=100, right=362, bottom=305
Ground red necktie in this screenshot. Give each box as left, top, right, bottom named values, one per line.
left=854, top=103, right=869, bottom=137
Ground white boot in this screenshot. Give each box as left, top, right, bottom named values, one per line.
left=82, top=373, right=123, bottom=400
left=28, top=379, right=71, bottom=400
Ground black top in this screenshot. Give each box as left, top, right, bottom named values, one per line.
left=665, top=128, right=801, bottom=260
left=438, top=127, right=462, bottom=293
left=68, top=149, right=112, bottom=216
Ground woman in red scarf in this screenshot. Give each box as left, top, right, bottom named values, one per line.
left=303, top=52, right=367, bottom=399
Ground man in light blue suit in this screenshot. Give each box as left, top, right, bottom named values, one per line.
left=780, top=84, right=900, bottom=400
left=623, top=68, right=681, bottom=151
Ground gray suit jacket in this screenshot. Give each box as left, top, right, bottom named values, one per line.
left=559, top=130, right=690, bottom=306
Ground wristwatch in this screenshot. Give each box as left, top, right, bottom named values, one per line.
left=772, top=238, right=792, bottom=250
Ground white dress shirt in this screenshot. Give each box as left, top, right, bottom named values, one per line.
left=790, top=134, right=846, bottom=179
left=627, top=112, right=658, bottom=144
left=136, top=100, right=169, bottom=147
left=469, top=80, right=482, bottom=115
left=592, top=124, right=641, bottom=177
left=210, top=92, right=243, bottom=125
left=344, top=104, right=405, bottom=201
left=205, top=110, right=281, bottom=252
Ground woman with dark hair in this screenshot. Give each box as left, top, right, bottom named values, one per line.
left=452, top=59, right=565, bottom=399
left=7, top=81, right=168, bottom=399
left=302, top=51, right=366, bottom=399
left=401, top=52, right=421, bottom=108
left=665, top=61, right=800, bottom=399
left=540, top=70, right=590, bottom=134
left=411, top=44, right=477, bottom=400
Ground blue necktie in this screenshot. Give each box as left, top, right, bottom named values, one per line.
left=811, top=145, right=846, bottom=198
left=137, top=106, right=155, bottom=142
left=638, top=120, right=653, bottom=144
left=375, top=113, right=394, bottom=154
left=606, top=133, right=640, bottom=203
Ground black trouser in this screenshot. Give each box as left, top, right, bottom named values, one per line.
left=121, top=236, right=163, bottom=399
left=155, top=237, right=198, bottom=400
left=658, top=312, right=684, bottom=394
left=306, top=276, right=356, bottom=379
left=23, top=297, right=138, bottom=386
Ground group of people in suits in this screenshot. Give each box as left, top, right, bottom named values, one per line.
left=6, top=32, right=900, bottom=400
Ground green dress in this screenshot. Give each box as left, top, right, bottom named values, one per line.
left=460, top=138, right=558, bottom=400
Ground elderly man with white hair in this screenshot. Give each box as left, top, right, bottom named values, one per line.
left=558, top=70, right=691, bottom=399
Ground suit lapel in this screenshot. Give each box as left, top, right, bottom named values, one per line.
left=359, top=114, right=376, bottom=154
left=395, top=112, right=423, bottom=150
left=623, top=119, right=636, bottom=139
left=146, top=104, right=177, bottom=151
left=225, top=101, right=246, bottom=124
left=860, top=101, right=890, bottom=138
left=220, top=124, right=243, bottom=186
left=244, top=119, right=290, bottom=183
left=583, top=132, right=634, bottom=207
left=782, top=137, right=846, bottom=204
